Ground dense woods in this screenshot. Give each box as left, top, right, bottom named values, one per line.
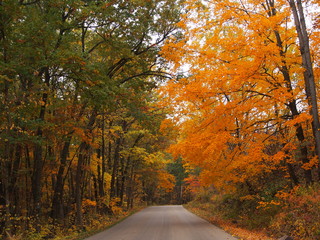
left=0, top=0, right=183, bottom=238
left=2, top=0, right=320, bottom=239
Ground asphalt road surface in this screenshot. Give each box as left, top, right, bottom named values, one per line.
left=85, top=205, right=238, bottom=240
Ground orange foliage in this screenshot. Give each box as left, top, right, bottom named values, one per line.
left=157, top=171, right=176, bottom=192
left=160, top=0, right=320, bottom=191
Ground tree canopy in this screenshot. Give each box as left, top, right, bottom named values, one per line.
left=161, top=0, right=320, bottom=192
left=0, top=0, right=182, bottom=237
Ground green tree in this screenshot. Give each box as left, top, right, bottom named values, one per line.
left=0, top=0, right=182, bottom=236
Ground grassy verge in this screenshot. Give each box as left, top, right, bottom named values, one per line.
left=7, top=206, right=145, bottom=240
left=185, top=184, right=320, bottom=240
left=184, top=201, right=276, bottom=240
left=66, top=206, right=145, bottom=240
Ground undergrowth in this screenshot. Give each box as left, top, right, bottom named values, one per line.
left=3, top=205, right=144, bottom=240
left=185, top=184, right=320, bottom=240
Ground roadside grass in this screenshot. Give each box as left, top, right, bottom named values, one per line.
left=184, top=201, right=276, bottom=240
left=5, top=205, right=145, bottom=240
left=71, top=206, right=145, bottom=240
left=185, top=183, right=320, bottom=240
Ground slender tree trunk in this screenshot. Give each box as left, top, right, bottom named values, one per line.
left=31, top=68, right=50, bottom=218
left=119, top=157, right=128, bottom=206
left=24, top=146, right=32, bottom=217
left=286, top=161, right=300, bottom=186
left=122, top=133, right=143, bottom=206
left=110, top=137, right=121, bottom=200
left=127, top=164, right=135, bottom=210
left=1, top=147, right=12, bottom=236
left=75, top=143, right=93, bottom=227
left=93, top=174, right=99, bottom=202
left=52, top=137, right=71, bottom=220
left=289, top=0, right=320, bottom=180
left=267, top=3, right=313, bottom=183
left=75, top=142, right=87, bottom=227
left=10, top=144, right=22, bottom=216
left=75, top=111, right=97, bottom=227
left=99, top=115, right=106, bottom=197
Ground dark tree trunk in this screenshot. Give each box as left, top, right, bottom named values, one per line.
left=10, top=144, right=22, bottom=216
left=119, top=159, right=129, bottom=206
left=75, top=111, right=96, bottom=227
left=97, top=115, right=106, bottom=197
left=267, top=4, right=313, bottom=184
left=286, top=162, right=300, bottom=186
left=75, top=142, right=87, bottom=227
left=93, top=174, right=99, bottom=202
left=289, top=0, right=320, bottom=181
left=51, top=137, right=71, bottom=220
left=110, top=137, right=121, bottom=200
left=31, top=67, right=50, bottom=218
left=126, top=164, right=135, bottom=210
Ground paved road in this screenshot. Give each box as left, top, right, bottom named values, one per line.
left=85, top=205, right=237, bottom=240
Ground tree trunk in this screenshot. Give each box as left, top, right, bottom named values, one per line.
left=31, top=68, right=50, bottom=218
left=289, top=0, right=320, bottom=181
left=75, top=142, right=87, bottom=227
left=120, top=158, right=129, bottom=206
left=269, top=5, right=313, bottom=184
left=98, top=115, right=106, bottom=197
left=51, top=137, right=71, bottom=220
left=1, top=145, right=12, bottom=236
left=75, top=111, right=96, bottom=227
left=10, top=144, right=22, bottom=216
left=110, top=137, right=121, bottom=200
left=286, top=162, right=300, bottom=186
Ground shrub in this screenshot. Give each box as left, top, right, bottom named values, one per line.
left=271, top=184, right=320, bottom=239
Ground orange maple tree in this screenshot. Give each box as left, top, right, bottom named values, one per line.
left=160, top=0, right=320, bottom=191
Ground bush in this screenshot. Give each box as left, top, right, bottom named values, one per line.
left=271, top=184, right=320, bottom=239
left=187, top=182, right=320, bottom=239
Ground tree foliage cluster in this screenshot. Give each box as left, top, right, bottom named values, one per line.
left=0, top=0, right=181, bottom=238
left=161, top=0, right=320, bottom=238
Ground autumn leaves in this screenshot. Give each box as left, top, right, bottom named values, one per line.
left=0, top=0, right=182, bottom=237
left=160, top=0, right=320, bottom=190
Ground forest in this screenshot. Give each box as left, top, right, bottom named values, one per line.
left=1, top=0, right=320, bottom=239
left=0, top=0, right=184, bottom=239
